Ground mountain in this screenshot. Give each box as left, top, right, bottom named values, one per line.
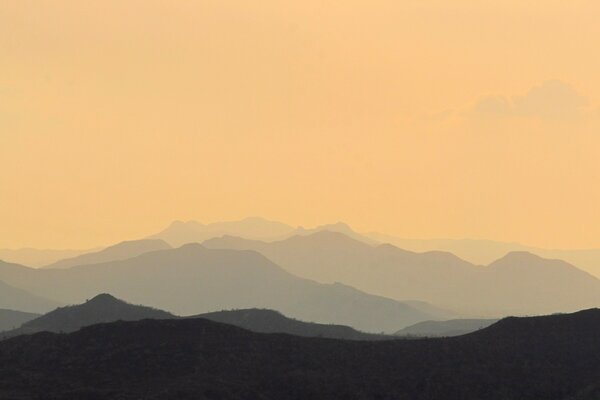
left=148, top=217, right=296, bottom=247
left=149, top=218, right=377, bottom=247
left=194, top=308, right=389, bottom=340
left=395, top=318, right=498, bottom=337
left=0, top=309, right=598, bottom=399
left=0, top=309, right=40, bottom=332
left=2, top=294, right=175, bottom=338
left=368, top=234, right=600, bottom=279
left=44, top=239, right=172, bottom=269
left=291, top=222, right=378, bottom=245
left=0, top=245, right=435, bottom=332
left=204, top=232, right=600, bottom=316
left=0, top=247, right=93, bottom=268
left=0, top=271, right=60, bottom=313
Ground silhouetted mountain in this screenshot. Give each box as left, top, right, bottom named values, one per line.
left=149, top=217, right=296, bottom=247
left=368, top=233, right=600, bottom=279
left=292, top=222, right=378, bottom=244
left=204, top=232, right=600, bottom=316
left=0, top=309, right=40, bottom=332
left=0, top=247, right=95, bottom=268
left=195, top=309, right=389, bottom=340
left=395, top=318, right=498, bottom=337
left=0, top=266, right=60, bottom=313
left=44, top=239, right=172, bottom=269
left=2, top=294, right=175, bottom=338
left=0, top=245, right=435, bottom=332
left=0, top=309, right=598, bottom=399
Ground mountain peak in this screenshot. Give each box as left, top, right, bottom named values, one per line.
left=86, top=293, right=122, bottom=305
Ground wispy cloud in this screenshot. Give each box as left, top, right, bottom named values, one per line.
left=472, top=80, right=589, bottom=120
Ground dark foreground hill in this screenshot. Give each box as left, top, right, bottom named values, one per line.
left=0, top=309, right=598, bottom=400
left=195, top=308, right=389, bottom=340
left=2, top=294, right=175, bottom=338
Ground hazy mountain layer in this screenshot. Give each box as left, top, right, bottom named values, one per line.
left=44, top=239, right=172, bottom=269
left=369, top=233, right=600, bottom=279
left=0, top=248, right=93, bottom=268
left=0, top=309, right=40, bottom=332
left=0, top=309, right=598, bottom=399
left=204, top=231, right=600, bottom=316
left=395, top=318, right=498, bottom=337
left=0, top=246, right=437, bottom=332
left=0, top=275, right=60, bottom=313
left=148, top=217, right=296, bottom=247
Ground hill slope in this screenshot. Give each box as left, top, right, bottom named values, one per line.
left=195, top=308, right=389, bottom=340
left=204, top=232, right=600, bottom=316
left=0, top=309, right=40, bottom=332
left=395, top=318, right=498, bottom=337
left=3, top=294, right=175, bottom=337
left=0, top=245, right=435, bottom=332
left=0, top=248, right=92, bottom=268
left=0, top=309, right=598, bottom=399
left=0, top=273, right=60, bottom=313
left=44, top=239, right=172, bottom=269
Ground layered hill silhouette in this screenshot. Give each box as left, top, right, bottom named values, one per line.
left=0, top=309, right=598, bottom=399
left=0, top=247, right=93, bottom=268
left=0, top=309, right=40, bottom=332
left=149, top=218, right=377, bottom=247
left=148, top=217, right=296, bottom=247
left=0, top=273, right=60, bottom=313
left=2, top=293, right=175, bottom=338
left=395, top=318, right=498, bottom=337
left=204, top=231, right=600, bottom=316
left=194, top=309, right=389, bottom=340
left=0, top=245, right=439, bottom=332
left=44, top=239, right=171, bottom=269
left=369, top=233, right=600, bottom=279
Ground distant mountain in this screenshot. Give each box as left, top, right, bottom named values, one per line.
left=0, top=245, right=436, bottom=332
left=0, top=309, right=598, bottom=399
left=291, top=222, right=378, bottom=245
left=149, top=218, right=377, bottom=247
left=204, top=232, right=600, bottom=316
left=148, top=217, right=296, bottom=247
left=0, top=270, right=60, bottom=313
left=2, top=294, right=175, bottom=338
left=368, top=233, right=600, bottom=279
left=195, top=309, right=389, bottom=340
left=44, top=239, right=172, bottom=269
left=0, top=309, right=40, bottom=332
left=0, top=247, right=94, bottom=268
left=395, top=318, right=498, bottom=337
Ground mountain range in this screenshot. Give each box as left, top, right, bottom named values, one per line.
left=0, top=245, right=443, bottom=332
left=1, top=293, right=391, bottom=341
left=204, top=231, right=600, bottom=316
left=0, top=308, right=598, bottom=399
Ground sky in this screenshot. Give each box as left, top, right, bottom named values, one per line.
left=2, top=0, right=600, bottom=250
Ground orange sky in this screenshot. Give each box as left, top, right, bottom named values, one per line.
left=2, top=0, right=600, bottom=249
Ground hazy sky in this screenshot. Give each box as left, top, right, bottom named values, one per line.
left=2, top=1, right=600, bottom=249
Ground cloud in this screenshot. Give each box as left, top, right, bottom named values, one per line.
left=472, top=80, right=589, bottom=120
